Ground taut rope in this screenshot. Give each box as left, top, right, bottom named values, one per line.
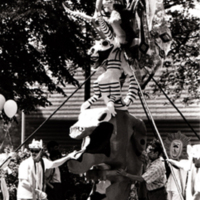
left=0, top=70, right=96, bottom=169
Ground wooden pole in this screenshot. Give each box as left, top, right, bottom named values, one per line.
left=21, top=110, right=25, bottom=151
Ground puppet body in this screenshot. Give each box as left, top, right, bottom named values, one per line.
left=81, top=38, right=138, bottom=115
left=63, top=0, right=172, bottom=88
left=68, top=108, right=147, bottom=200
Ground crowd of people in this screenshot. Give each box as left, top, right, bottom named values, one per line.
left=0, top=141, right=91, bottom=200
left=0, top=138, right=199, bottom=200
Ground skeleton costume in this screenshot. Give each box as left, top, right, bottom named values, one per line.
left=84, top=0, right=138, bottom=112
left=87, top=41, right=138, bottom=110
left=62, top=0, right=172, bottom=113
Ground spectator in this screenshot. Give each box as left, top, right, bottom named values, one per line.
left=0, top=145, right=13, bottom=163
left=46, top=150, right=64, bottom=200
left=46, top=141, right=60, bottom=155
left=166, top=144, right=196, bottom=200
left=17, top=139, right=80, bottom=200
left=117, top=139, right=167, bottom=200
left=0, top=145, right=15, bottom=200
left=46, top=142, right=78, bottom=200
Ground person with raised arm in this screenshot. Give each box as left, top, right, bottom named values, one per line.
left=17, top=139, right=80, bottom=200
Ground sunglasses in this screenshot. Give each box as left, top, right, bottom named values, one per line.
left=30, top=149, right=41, bottom=153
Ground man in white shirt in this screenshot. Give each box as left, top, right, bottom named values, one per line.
left=17, top=139, right=80, bottom=200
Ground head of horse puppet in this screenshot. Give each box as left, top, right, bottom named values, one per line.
left=88, top=39, right=115, bottom=69
left=67, top=108, right=147, bottom=200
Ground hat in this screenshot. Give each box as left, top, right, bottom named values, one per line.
left=29, top=139, right=43, bottom=149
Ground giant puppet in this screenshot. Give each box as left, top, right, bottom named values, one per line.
left=63, top=0, right=172, bottom=115
left=63, top=0, right=171, bottom=199
left=164, top=132, right=190, bottom=200
left=67, top=108, right=147, bottom=200
left=165, top=137, right=200, bottom=200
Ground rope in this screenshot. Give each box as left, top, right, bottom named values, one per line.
left=143, top=67, right=200, bottom=140
left=138, top=91, right=157, bottom=138
left=124, top=54, right=184, bottom=200
left=0, top=70, right=96, bottom=169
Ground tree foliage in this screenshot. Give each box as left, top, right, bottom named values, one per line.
left=151, top=0, right=200, bottom=105
left=0, top=0, right=95, bottom=113
left=0, top=0, right=199, bottom=115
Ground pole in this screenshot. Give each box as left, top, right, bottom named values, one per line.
left=21, top=110, right=25, bottom=151
left=124, top=53, right=184, bottom=200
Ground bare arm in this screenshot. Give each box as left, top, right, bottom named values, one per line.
left=167, top=159, right=192, bottom=171
left=167, top=159, right=182, bottom=168
left=47, top=150, right=81, bottom=169
left=50, top=156, right=71, bottom=168
left=126, top=173, right=144, bottom=182
left=117, top=169, right=144, bottom=182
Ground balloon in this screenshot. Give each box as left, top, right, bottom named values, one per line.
left=4, top=100, right=18, bottom=118
left=0, top=94, right=6, bottom=111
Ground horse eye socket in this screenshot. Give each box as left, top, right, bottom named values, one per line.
left=78, top=127, right=85, bottom=132
left=102, top=41, right=109, bottom=46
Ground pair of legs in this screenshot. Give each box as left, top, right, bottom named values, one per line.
left=147, top=187, right=167, bottom=200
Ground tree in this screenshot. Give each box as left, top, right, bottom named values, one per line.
left=0, top=0, right=199, bottom=116
left=0, top=0, right=95, bottom=113
left=151, top=0, right=200, bottom=105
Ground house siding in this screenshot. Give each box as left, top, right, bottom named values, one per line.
left=24, top=69, right=200, bottom=150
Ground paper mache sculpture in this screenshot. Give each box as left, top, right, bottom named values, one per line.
left=67, top=108, right=147, bottom=200
left=63, top=0, right=172, bottom=116
left=62, top=0, right=172, bottom=199
left=81, top=37, right=139, bottom=116
left=164, top=132, right=200, bottom=200
left=164, top=132, right=190, bottom=200
left=64, top=1, right=139, bottom=116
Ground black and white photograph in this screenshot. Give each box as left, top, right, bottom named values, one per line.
left=0, top=0, right=199, bottom=199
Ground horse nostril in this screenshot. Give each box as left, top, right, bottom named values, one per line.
left=89, top=48, right=94, bottom=55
